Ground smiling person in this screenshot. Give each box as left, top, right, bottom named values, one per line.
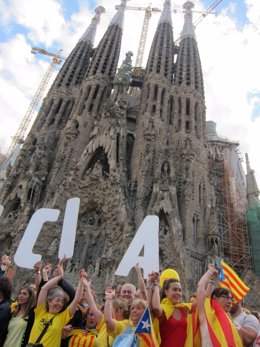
left=27, top=261, right=84, bottom=347
left=104, top=293, right=159, bottom=347
left=119, top=283, right=136, bottom=304
left=148, top=271, right=192, bottom=347
left=3, top=285, right=36, bottom=347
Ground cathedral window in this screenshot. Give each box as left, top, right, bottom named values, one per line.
left=178, top=97, right=182, bottom=115
left=153, top=85, right=158, bottom=101
left=168, top=96, right=174, bottom=125
left=192, top=215, right=199, bottom=241
left=186, top=98, right=190, bottom=116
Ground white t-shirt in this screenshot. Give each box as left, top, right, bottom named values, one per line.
left=233, top=311, right=260, bottom=346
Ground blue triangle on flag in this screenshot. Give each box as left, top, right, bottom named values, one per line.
left=134, top=305, right=152, bottom=334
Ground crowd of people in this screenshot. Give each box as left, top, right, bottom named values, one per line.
left=0, top=254, right=260, bottom=347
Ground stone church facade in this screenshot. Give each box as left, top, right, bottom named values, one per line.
left=0, top=1, right=252, bottom=297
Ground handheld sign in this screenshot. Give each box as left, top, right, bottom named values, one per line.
left=14, top=198, right=80, bottom=269
left=115, top=215, right=159, bottom=279
left=14, top=208, right=60, bottom=268
left=58, top=197, right=80, bottom=259
left=0, top=204, right=3, bottom=217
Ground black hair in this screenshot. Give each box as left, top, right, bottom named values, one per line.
left=0, top=277, right=12, bottom=301
left=211, top=287, right=231, bottom=299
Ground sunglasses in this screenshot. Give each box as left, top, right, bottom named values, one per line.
left=219, top=294, right=233, bottom=300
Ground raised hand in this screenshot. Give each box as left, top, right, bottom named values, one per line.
left=105, top=287, right=115, bottom=300
left=34, top=261, right=43, bottom=273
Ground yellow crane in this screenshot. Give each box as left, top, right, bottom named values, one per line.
left=119, top=1, right=222, bottom=68
left=5, top=48, right=65, bottom=157
left=116, top=4, right=161, bottom=67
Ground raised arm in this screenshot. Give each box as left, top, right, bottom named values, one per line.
left=33, top=261, right=43, bottom=293
left=37, top=263, right=63, bottom=307
left=150, top=271, right=164, bottom=319
left=145, top=272, right=154, bottom=309
left=196, top=264, right=218, bottom=325
left=134, top=264, right=147, bottom=300
left=104, top=288, right=116, bottom=331
left=68, top=270, right=84, bottom=317
left=81, top=272, right=103, bottom=324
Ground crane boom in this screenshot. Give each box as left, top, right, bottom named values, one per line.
left=6, top=48, right=64, bottom=157
left=194, top=0, right=222, bottom=26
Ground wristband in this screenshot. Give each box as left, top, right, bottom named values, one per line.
left=207, top=269, right=214, bottom=278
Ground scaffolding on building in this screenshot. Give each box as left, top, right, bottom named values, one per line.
left=208, top=140, right=252, bottom=274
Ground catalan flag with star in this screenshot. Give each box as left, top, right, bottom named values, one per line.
left=134, top=304, right=159, bottom=347
left=218, top=260, right=250, bottom=302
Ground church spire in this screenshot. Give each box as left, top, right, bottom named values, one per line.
left=53, top=6, right=105, bottom=89
left=80, top=6, right=105, bottom=43
left=181, top=1, right=196, bottom=40
left=245, top=153, right=260, bottom=207
left=109, top=0, right=128, bottom=29
left=173, top=0, right=205, bottom=138
left=159, top=0, right=172, bottom=26
left=85, top=0, right=127, bottom=79
left=145, top=0, right=174, bottom=80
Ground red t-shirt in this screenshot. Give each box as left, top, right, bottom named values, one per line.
left=160, top=309, right=187, bottom=347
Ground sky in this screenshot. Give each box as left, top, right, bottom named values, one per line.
left=0, top=0, right=260, bottom=185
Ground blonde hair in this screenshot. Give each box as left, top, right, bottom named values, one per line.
left=113, top=298, right=130, bottom=319
left=130, top=299, right=147, bottom=311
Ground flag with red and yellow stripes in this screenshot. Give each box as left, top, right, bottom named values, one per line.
left=218, top=261, right=249, bottom=302
left=204, top=298, right=243, bottom=347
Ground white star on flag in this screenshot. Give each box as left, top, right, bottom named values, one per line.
left=141, top=319, right=151, bottom=331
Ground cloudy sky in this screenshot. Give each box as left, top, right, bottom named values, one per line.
left=0, top=0, right=260, bottom=184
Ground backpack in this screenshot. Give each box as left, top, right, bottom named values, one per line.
left=112, top=326, right=139, bottom=347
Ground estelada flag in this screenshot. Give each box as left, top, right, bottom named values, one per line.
left=134, top=304, right=159, bottom=347
left=219, top=260, right=250, bottom=302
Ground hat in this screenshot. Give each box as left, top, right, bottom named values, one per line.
left=160, top=268, right=180, bottom=287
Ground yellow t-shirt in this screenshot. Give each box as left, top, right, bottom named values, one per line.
left=28, top=303, right=71, bottom=347
left=97, top=316, right=130, bottom=347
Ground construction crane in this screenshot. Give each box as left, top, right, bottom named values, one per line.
left=5, top=48, right=65, bottom=157
left=174, top=0, right=223, bottom=44
left=116, top=4, right=161, bottom=67
left=118, top=0, right=222, bottom=68
left=194, top=0, right=222, bottom=27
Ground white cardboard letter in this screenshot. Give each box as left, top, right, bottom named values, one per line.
left=14, top=208, right=60, bottom=269
left=0, top=204, right=4, bottom=217
left=58, top=197, right=80, bottom=259
left=115, top=215, right=159, bottom=279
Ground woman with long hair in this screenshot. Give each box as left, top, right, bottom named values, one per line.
left=3, top=285, right=36, bottom=347
left=148, top=270, right=193, bottom=347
